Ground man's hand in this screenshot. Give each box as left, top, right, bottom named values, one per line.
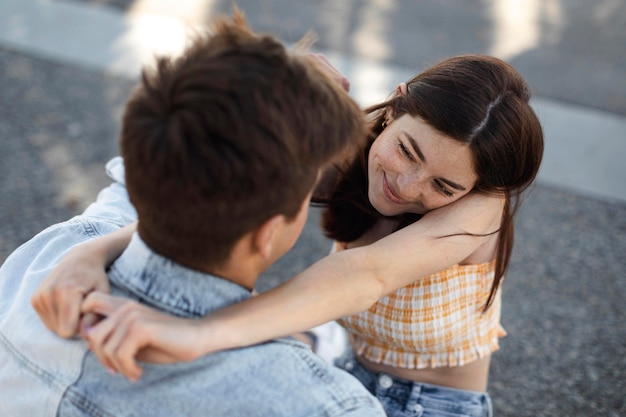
left=81, top=292, right=204, bottom=381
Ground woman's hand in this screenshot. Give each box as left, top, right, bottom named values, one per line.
left=31, top=223, right=136, bottom=338
left=81, top=292, right=205, bottom=381
left=32, top=243, right=111, bottom=338
left=308, top=53, right=350, bottom=92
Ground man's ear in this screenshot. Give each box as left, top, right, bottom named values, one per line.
left=252, top=215, right=284, bottom=259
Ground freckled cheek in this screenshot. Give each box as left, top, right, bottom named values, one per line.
left=383, top=144, right=399, bottom=164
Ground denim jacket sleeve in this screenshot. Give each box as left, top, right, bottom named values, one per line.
left=81, top=156, right=137, bottom=227
left=0, top=157, right=136, bottom=416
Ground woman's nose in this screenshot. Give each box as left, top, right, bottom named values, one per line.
left=398, top=171, right=425, bottom=198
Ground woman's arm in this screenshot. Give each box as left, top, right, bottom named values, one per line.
left=80, top=193, right=503, bottom=379
left=32, top=222, right=136, bottom=337
left=204, top=192, right=504, bottom=344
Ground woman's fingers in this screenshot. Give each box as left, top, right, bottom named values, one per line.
left=81, top=291, right=123, bottom=317
left=308, top=53, right=350, bottom=92
left=101, top=313, right=145, bottom=380
left=82, top=294, right=149, bottom=380
left=56, top=285, right=87, bottom=337
left=81, top=293, right=203, bottom=381
left=78, top=312, right=102, bottom=338
left=32, top=279, right=82, bottom=337
left=83, top=312, right=118, bottom=373
left=82, top=293, right=131, bottom=374
left=31, top=284, right=56, bottom=332
left=31, top=247, right=111, bottom=338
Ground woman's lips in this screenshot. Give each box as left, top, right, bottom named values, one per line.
left=383, top=173, right=409, bottom=204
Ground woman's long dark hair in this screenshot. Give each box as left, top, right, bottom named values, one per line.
left=314, top=55, right=544, bottom=311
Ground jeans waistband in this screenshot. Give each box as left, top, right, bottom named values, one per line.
left=336, top=353, right=493, bottom=417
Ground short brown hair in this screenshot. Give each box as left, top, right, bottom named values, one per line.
left=121, top=12, right=366, bottom=268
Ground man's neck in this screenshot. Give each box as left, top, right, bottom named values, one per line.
left=172, top=249, right=261, bottom=293
left=207, top=266, right=256, bottom=291
left=138, top=230, right=262, bottom=292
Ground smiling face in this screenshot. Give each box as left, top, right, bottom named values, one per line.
left=368, top=114, right=478, bottom=216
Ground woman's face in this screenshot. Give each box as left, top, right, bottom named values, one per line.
left=368, top=114, right=478, bottom=216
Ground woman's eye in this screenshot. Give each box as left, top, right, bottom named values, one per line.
left=398, top=142, right=413, bottom=160
left=436, top=181, right=453, bottom=197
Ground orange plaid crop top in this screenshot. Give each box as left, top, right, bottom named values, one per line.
left=335, top=242, right=506, bottom=369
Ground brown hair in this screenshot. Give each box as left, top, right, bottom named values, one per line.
left=121, top=12, right=367, bottom=268
left=318, top=55, right=544, bottom=310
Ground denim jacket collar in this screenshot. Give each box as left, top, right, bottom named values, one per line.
left=108, top=233, right=252, bottom=318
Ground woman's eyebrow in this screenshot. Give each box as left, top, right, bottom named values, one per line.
left=403, top=132, right=426, bottom=162
left=403, top=131, right=467, bottom=191
left=440, top=178, right=466, bottom=191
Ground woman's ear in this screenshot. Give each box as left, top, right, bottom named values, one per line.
left=384, top=83, right=408, bottom=125
left=396, top=82, right=408, bottom=97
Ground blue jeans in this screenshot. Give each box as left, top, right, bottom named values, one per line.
left=336, top=352, right=493, bottom=417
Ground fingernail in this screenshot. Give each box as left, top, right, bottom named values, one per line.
left=106, top=367, right=116, bottom=375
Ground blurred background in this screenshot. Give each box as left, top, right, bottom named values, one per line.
left=0, top=1, right=624, bottom=416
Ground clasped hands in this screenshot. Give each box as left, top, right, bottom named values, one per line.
left=31, top=246, right=203, bottom=382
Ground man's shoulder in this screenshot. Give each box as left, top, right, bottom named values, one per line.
left=1, top=216, right=117, bottom=277
left=83, top=336, right=383, bottom=417
left=70, top=339, right=385, bottom=417
left=188, top=338, right=385, bottom=416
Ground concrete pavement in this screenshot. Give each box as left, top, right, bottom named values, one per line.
left=0, top=1, right=624, bottom=416
left=2, top=0, right=625, bottom=205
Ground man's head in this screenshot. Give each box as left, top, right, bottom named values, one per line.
left=121, top=12, right=366, bottom=271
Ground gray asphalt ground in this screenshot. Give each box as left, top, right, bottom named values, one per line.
left=0, top=1, right=625, bottom=416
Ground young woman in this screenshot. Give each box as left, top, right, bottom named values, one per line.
left=34, top=54, right=543, bottom=417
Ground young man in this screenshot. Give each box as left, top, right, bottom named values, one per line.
left=0, top=13, right=385, bottom=416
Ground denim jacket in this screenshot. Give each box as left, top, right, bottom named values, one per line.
left=0, top=157, right=385, bottom=417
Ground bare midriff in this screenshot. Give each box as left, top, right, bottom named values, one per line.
left=339, top=217, right=498, bottom=393
left=355, top=352, right=491, bottom=392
